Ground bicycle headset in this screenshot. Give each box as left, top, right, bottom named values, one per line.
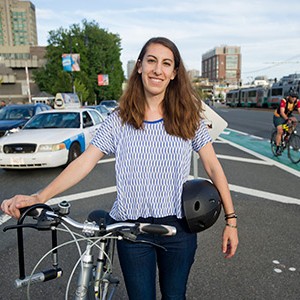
left=181, top=179, right=222, bottom=233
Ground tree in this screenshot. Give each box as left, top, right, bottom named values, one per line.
left=33, top=20, right=124, bottom=103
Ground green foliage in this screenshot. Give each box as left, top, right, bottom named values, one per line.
left=74, top=78, right=90, bottom=104
left=194, top=86, right=212, bottom=100
left=33, top=20, right=125, bottom=104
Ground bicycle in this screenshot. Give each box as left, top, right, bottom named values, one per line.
left=3, top=201, right=176, bottom=300
left=270, top=119, right=300, bottom=164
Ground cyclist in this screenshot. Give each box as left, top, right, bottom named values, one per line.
left=1, top=37, right=238, bottom=300
left=273, top=90, right=300, bottom=155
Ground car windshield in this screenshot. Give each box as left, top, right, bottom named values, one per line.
left=24, top=112, right=80, bottom=129
left=101, top=101, right=118, bottom=108
left=97, top=106, right=109, bottom=113
left=0, top=106, right=34, bottom=120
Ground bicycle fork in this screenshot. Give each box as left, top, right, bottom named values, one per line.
left=94, top=238, right=119, bottom=300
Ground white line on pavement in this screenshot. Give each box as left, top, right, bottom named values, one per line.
left=216, top=154, right=272, bottom=165
left=228, top=183, right=300, bottom=205
left=218, top=136, right=300, bottom=177
left=1, top=181, right=299, bottom=226
left=1, top=133, right=299, bottom=226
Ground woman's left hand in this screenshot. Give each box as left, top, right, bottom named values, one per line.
left=222, top=225, right=239, bottom=258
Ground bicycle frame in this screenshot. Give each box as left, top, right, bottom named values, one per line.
left=74, top=231, right=118, bottom=300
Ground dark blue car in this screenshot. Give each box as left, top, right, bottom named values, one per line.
left=0, top=103, right=51, bottom=137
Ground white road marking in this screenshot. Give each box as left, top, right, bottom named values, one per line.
left=274, top=268, right=283, bottom=273
left=249, top=135, right=264, bottom=140
left=228, top=183, right=300, bottom=205
left=46, top=186, right=117, bottom=206
left=272, top=260, right=297, bottom=273
left=218, top=136, right=300, bottom=177
left=1, top=178, right=299, bottom=225
left=0, top=214, right=11, bottom=225
left=225, top=128, right=248, bottom=136
left=216, top=154, right=272, bottom=165
left=224, top=128, right=267, bottom=141
left=1, top=133, right=299, bottom=226
left=289, top=267, right=296, bottom=272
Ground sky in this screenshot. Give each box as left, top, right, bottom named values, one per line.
left=32, top=0, right=300, bottom=82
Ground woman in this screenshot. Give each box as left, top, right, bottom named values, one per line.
left=1, top=37, right=238, bottom=299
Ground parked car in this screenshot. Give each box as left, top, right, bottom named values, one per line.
left=100, top=100, right=118, bottom=112
left=85, top=104, right=111, bottom=119
left=0, top=103, right=51, bottom=138
left=0, top=108, right=104, bottom=169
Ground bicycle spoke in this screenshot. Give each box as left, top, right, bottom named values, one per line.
left=288, top=134, right=300, bottom=164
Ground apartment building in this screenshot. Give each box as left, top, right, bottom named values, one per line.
left=0, top=0, right=37, bottom=46
left=0, top=0, right=45, bottom=103
left=202, top=45, right=241, bottom=85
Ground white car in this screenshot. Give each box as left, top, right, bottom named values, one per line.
left=0, top=108, right=104, bottom=169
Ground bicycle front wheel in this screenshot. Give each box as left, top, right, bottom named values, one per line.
left=288, top=134, right=300, bottom=164
left=270, top=130, right=278, bottom=156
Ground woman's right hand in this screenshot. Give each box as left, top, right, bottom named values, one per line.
left=1, top=194, right=41, bottom=219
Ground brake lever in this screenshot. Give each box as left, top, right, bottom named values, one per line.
left=3, top=212, right=58, bottom=232
left=119, top=229, right=167, bottom=251
left=120, top=231, right=138, bottom=242
left=3, top=223, right=38, bottom=232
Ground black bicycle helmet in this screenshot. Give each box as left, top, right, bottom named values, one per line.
left=182, top=179, right=222, bottom=233
left=289, top=90, right=298, bottom=98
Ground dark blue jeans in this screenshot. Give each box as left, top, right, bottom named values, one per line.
left=110, top=215, right=197, bottom=300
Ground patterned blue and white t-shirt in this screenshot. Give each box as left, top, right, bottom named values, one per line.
left=91, top=111, right=212, bottom=221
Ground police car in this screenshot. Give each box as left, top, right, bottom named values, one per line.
left=0, top=108, right=104, bottom=169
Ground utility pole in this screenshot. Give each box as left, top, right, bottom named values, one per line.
left=25, top=62, right=31, bottom=103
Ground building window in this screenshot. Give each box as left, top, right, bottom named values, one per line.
left=225, top=70, right=237, bottom=79
left=227, top=47, right=237, bottom=54
left=226, top=55, right=238, bottom=69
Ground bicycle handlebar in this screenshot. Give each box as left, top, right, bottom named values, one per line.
left=4, top=202, right=177, bottom=237
left=3, top=201, right=177, bottom=290
left=55, top=212, right=177, bottom=236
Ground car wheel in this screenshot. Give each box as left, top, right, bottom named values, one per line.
left=67, top=143, right=82, bottom=165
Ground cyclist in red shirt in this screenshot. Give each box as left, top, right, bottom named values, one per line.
left=273, top=90, right=300, bottom=155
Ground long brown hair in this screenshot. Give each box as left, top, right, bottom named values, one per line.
left=119, top=37, right=203, bottom=140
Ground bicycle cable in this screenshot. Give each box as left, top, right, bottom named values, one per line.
left=25, top=231, right=110, bottom=300
left=65, top=232, right=115, bottom=300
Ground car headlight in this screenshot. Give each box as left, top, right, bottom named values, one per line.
left=38, top=143, right=66, bottom=152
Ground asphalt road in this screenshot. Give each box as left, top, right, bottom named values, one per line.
left=0, top=106, right=299, bottom=300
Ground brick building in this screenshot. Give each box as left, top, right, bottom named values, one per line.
left=202, top=45, right=241, bottom=85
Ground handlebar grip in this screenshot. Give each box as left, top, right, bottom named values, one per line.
left=139, top=224, right=177, bottom=236
left=19, top=207, right=43, bottom=218
left=18, top=203, right=53, bottom=221
left=14, top=268, right=63, bottom=288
